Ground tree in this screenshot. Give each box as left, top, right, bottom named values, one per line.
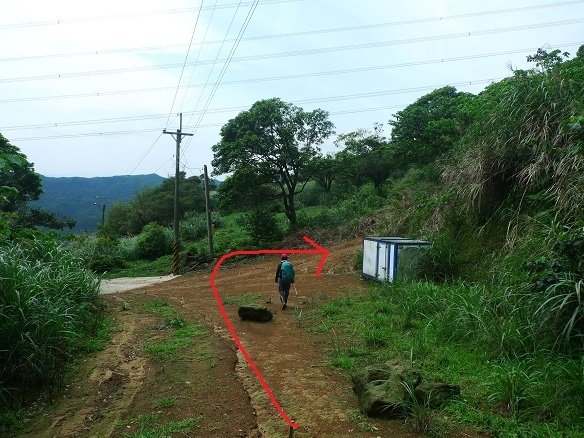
left=0, top=135, right=74, bottom=232
left=389, top=86, right=474, bottom=170
left=527, top=47, right=570, bottom=72
left=0, top=135, right=42, bottom=212
left=216, top=168, right=278, bottom=214
left=307, top=154, right=339, bottom=192
left=335, top=124, right=394, bottom=188
left=102, top=173, right=207, bottom=236
left=212, top=98, right=334, bottom=228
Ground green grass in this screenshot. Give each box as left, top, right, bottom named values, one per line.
left=0, top=236, right=103, bottom=410
left=154, top=396, right=176, bottom=409
left=120, top=413, right=202, bottom=438
left=347, top=410, right=378, bottom=433
left=222, top=292, right=264, bottom=307
left=301, top=281, right=584, bottom=437
left=142, top=300, right=209, bottom=359
left=80, top=315, right=118, bottom=353
left=0, top=410, right=24, bottom=434
left=102, top=255, right=173, bottom=279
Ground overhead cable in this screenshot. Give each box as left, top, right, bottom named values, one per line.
left=0, top=0, right=303, bottom=29
left=165, top=1, right=204, bottom=127
left=1, top=41, right=581, bottom=105
left=10, top=76, right=504, bottom=142
left=1, top=17, right=582, bottom=84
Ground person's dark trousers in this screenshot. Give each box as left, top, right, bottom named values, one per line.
left=278, top=279, right=291, bottom=309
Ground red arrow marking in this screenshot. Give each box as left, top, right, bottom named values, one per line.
left=209, top=235, right=330, bottom=430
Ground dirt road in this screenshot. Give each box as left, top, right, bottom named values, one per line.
left=20, top=240, right=420, bottom=437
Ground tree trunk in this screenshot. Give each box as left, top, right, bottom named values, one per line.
left=282, top=191, right=297, bottom=230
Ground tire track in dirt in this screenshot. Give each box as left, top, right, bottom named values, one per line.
left=19, top=305, right=149, bottom=438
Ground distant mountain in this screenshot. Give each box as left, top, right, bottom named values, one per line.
left=32, top=174, right=165, bottom=233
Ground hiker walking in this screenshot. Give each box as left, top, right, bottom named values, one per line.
left=275, top=254, right=295, bottom=310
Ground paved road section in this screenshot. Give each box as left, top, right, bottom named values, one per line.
left=99, top=275, right=178, bottom=294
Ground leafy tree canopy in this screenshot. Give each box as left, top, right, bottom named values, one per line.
left=212, top=98, right=334, bottom=227
left=0, top=135, right=42, bottom=211
left=389, top=86, right=475, bottom=169
left=305, top=154, right=339, bottom=192
left=335, top=124, right=394, bottom=188
left=0, top=135, right=74, bottom=232
left=215, top=168, right=278, bottom=214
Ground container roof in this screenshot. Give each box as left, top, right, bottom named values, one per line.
left=364, top=236, right=432, bottom=245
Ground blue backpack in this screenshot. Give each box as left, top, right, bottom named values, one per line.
left=280, top=261, right=295, bottom=284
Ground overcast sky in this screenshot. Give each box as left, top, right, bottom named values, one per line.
left=1, top=0, right=583, bottom=179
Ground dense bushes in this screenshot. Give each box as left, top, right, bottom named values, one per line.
left=0, top=235, right=102, bottom=408
left=246, top=206, right=284, bottom=246
left=68, top=234, right=129, bottom=273
left=135, top=222, right=172, bottom=260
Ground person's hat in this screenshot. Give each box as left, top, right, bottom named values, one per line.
left=281, top=254, right=288, bottom=260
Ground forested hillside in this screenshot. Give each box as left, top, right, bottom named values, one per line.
left=32, top=174, right=164, bottom=232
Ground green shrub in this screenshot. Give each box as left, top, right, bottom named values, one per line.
left=336, top=183, right=385, bottom=220
left=67, top=234, right=129, bottom=273
left=246, top=206, right=283, bottom=245
left=297, top=208, right=342, bottom=229
left=135, top=222, right=172, bottom=260
left=117, top=235, right=139, bottom=261
left=184, top=242, right=213, bottom=265
left=213, top=223, right=252, bottom=253
left=180, top=212, right=208, bottom=242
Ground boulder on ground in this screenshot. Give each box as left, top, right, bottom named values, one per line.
left=351, top=360, right=421, bottom=418
left=238, top=306, right=273, bottom=322
left=352, top=359, right=459, bottom=417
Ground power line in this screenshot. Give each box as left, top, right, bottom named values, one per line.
left=1, top=17, right=582, bottom=84
left=127, top=132, right=163, bottom=175
left=0, top=112, right=172, bottom=131
left=2, top=0, right=582, bottom=63
left=0, top=0, right=303, bottom=29
left=165, top=1, right=205, bottom=127
left=182, top=0, right=246, bottom=136
left=0, top=102, right=453, bottom=133
left=186, top=0, right=260, bottom=138
left=9, top=76, right=505, bottom=142
left=2, top=41, right=581, bottom=106
left=176, top=0, right=220, bottom=115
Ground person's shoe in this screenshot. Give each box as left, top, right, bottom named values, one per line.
left=282, top=303, right=287, bottom=310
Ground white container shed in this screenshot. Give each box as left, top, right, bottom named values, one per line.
left=362, top=236, right=432, bottom=282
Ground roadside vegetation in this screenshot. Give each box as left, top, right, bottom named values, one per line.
left=1, top=46, right=583, bottom=436
left=0, top=231, right=106, bottom=433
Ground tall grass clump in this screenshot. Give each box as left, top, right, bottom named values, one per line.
left=310, top=277, right=584, bottom=433
left=493, top=215, right=584, bottom=355
left=0, top=234, right=101, bottom=408
left=445, top=50, right=584, bottom=220
left=67, top=233, right=131, bottom=273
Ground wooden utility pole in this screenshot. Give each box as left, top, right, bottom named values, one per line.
left=203, top=165, right=214, bottom=258
left=163, top=113, right=193, bottom=275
